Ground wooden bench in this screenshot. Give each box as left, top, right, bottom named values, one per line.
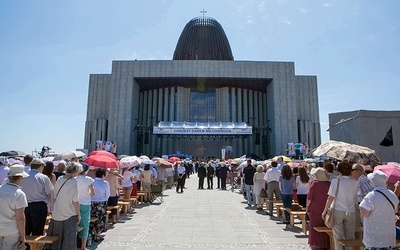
left=314, top=226, right=363, bottom=250
left=105, top=210, right=111, bottom=226
left=45, top=225, right=85, bottom=233
left=26, top=235, right=59, bottom=250
left=137, top=192, right=149, bottom=203
left=275, top=202, right=299, bottom=218
left=107, top=205, right=121, bottom=222
left=121, top=197, right=138, bottom=208
left=261, top=198, right=282, bottom=210
left=285, top=209, right=307, bottom=234
left=118, top=201, right=131, bottom=214
left=273, top=202, right=284, bottom=217
left=337, top=239, right=400, bottom=250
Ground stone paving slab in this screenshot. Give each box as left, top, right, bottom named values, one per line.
left=92, top=175, right=311, bottom=250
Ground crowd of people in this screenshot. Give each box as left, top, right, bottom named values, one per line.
left=159, top=156, right=400, bottom=250
left=233, top=156, right=399, bottom=250
left=0, top=153, right=399, bottom=250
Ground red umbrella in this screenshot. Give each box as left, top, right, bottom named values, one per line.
left=168, top=157, right=180, bottom=163
left=88, top=150, right=117, bottom=160
left=83, top=155, right=120, bottom=169
left=374, top=164, right=400, bottom=184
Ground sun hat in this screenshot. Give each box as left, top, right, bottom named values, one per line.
left=31, top=158, right=45, bottom=166
left=367, top=170, right=387, bottom=188
left=8, top=164, right=29, bottom=178
left=310, top=167, right=329, bottom=181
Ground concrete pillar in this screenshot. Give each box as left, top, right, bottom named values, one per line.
left=169, top=87, right=175, bottom=153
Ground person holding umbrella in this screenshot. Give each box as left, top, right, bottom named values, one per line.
left=121, top=166, right=136, bottom=201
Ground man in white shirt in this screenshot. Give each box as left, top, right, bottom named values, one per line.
left=276, top=157, right=285, bottom=171
left=263, top=161, right=281, bottom=215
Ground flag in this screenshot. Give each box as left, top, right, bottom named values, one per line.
left=380, top=126, right=393, bottom=146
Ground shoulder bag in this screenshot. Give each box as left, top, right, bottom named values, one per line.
left=260, top=188, right=268, bottom=198
left=324, top=177, right=340, bottom=228
left=55, top=177, right=73, bottom=200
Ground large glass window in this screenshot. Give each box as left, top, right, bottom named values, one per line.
left=190, top=91, right=216, bottom=122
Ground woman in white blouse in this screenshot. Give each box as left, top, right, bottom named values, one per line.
left=90, top=168, right=110, bottom=242
left=322, top=162, right=358, bottom=250
left=47, top=162, right=82, bottom=250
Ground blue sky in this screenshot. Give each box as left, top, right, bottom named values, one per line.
left=0, top=0, right=399, bottom=155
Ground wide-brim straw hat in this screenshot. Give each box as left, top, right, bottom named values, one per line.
left=311, top=167, right=329, bottom=181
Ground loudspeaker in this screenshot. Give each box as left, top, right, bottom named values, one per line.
left=255, top=132, right=260, bottom=145
left=144, top=131, right=149, bottom=144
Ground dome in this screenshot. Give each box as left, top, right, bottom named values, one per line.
left=173, top=17, right=234, bottom=61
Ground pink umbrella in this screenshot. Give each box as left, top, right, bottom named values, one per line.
left=152, top=158, right=173, bottom=168
left=374, top=164, right=400, bottom=184
left=288, top=162, right=307, bottom=168
left=119, top=156, right=142, bottom=169
left=88, top=150, right=117, bottom=159
left=83, top=155, right=120, bottom=169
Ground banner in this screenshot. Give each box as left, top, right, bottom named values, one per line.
left=96, top=140, right=117, bottom=153
left=153, top=127, right=252, bottom=135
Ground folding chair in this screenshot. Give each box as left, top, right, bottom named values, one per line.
left=150, top=184, right=163, bottom=203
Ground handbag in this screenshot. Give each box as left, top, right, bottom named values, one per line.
left=324, top=177, right=340, bottom=228
left=260, top=188, right=268, bottom=198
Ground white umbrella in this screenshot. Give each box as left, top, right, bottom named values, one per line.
left=139, top=155, right=150, bottom=160
left=141, top=159, right=155, bottom=165
left=53, top=160, right=66, bottom=167
left=53, top=151, right=86, bottom=161
left=237, top=159, right=256, bottom=169
left=120, top=156, right=141, bottom=169
left=42, top=156, right=55, bottom=163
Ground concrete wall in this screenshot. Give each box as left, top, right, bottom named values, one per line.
left=329, top=110, right=400, bottom=162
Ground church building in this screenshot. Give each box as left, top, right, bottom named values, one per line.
left=84, top=16, right=321, bottom=159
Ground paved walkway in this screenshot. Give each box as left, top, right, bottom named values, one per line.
left=93, top=175, right=310, bottom=250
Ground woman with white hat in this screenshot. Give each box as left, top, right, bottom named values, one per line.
left=306, top=167, right=330, bottom=250
left=0, top=164, right=29, bottom=250
left=360, top=170, right=398, bottom=250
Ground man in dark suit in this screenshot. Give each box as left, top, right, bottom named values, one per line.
left=219, top=163, right=230, bottom=190
left=206, top=163, right=215, bottom=189
left=216, top=163, right=221, bottom=189
left=197, top=162, right=206, bottom=189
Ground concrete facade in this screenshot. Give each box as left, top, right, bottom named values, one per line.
left=329, top=110, right=400, bottom=162
left=84, top=60, right=320, bottom=158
